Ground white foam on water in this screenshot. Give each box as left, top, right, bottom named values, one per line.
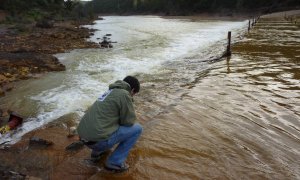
left=0, top=16, right=247, bottom=145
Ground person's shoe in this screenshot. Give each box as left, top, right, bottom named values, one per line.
left=104, top=162, right=129, bottom=173
left=90, top=151, right=105, bottom=163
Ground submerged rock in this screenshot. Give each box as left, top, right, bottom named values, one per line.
left=2, top=83, right=14, bottom=92
left=65, top=141, right=84, bottom=151
left=29, top=137, right=53, bottom=148
left=99, top=36, right=114, bottom=48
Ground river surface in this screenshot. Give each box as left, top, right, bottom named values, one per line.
left=1, top=16, right=300, bottom=179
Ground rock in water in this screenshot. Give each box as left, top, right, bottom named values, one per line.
left=65, top=141, right=84, bottom=151
left=29, top=137, right=53, bottom=147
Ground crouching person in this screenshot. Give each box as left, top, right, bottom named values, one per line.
left=77, top=76, right=143, bottom=172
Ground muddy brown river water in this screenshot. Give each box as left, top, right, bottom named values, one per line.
left=128, top=17, right=300, bottom=180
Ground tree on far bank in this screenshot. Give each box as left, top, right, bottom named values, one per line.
left=87, top=0, right=300, bottom=15
left=0, top=0, right=94, bottom=24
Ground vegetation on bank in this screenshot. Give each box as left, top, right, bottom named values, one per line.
left=1, top=0, right=299, bottom=23
left=0, top=0, right=94, bottom=24
left=88, top=0, right=300, bottom=15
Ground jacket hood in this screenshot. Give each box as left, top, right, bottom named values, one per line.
left=109, top=80, right=131, bottom=92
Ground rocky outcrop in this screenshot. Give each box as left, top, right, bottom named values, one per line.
left=0, top=52, right=65, bottom=72
left=0, top=23, right=98, bottom=54
left=36, top=19, right=54, bottom=29
left=0, top=21, right=99, bottom=95
left=0, top=52, right=65, bottom=87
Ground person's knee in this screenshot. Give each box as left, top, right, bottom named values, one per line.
left=133, top=123, right=143, bottom=135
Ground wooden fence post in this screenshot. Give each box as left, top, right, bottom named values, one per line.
left=226, top=31, right=232, bottom=56
left=248, top=20, right=251, bottom=31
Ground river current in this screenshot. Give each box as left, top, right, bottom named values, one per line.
left=0, top=16, right=299, bottom=179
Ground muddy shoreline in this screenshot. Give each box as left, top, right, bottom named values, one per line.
left=0, top=20, right=100, bottom=97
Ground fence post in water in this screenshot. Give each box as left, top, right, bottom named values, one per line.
left=226, top=31, right=232, bottom=56
left=284, top=13, right=287, bottom=19
left=248, top=20, right=251, bottom=31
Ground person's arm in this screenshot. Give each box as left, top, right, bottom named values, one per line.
left=119, top=93, right=137, bottom=126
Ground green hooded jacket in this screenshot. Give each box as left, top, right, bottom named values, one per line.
left=77, top=80, right=137, bottom=141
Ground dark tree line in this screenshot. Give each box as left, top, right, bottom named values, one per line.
left=0, top=0, right=299, bottom=22
left=0, top=0, right=95, bottom=23
left=87, top=0, right=300, bottom=15
left=0, top=0, right=65, bottom=15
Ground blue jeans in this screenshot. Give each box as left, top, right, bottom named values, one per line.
left=87, top=123, right=143, bottom=166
